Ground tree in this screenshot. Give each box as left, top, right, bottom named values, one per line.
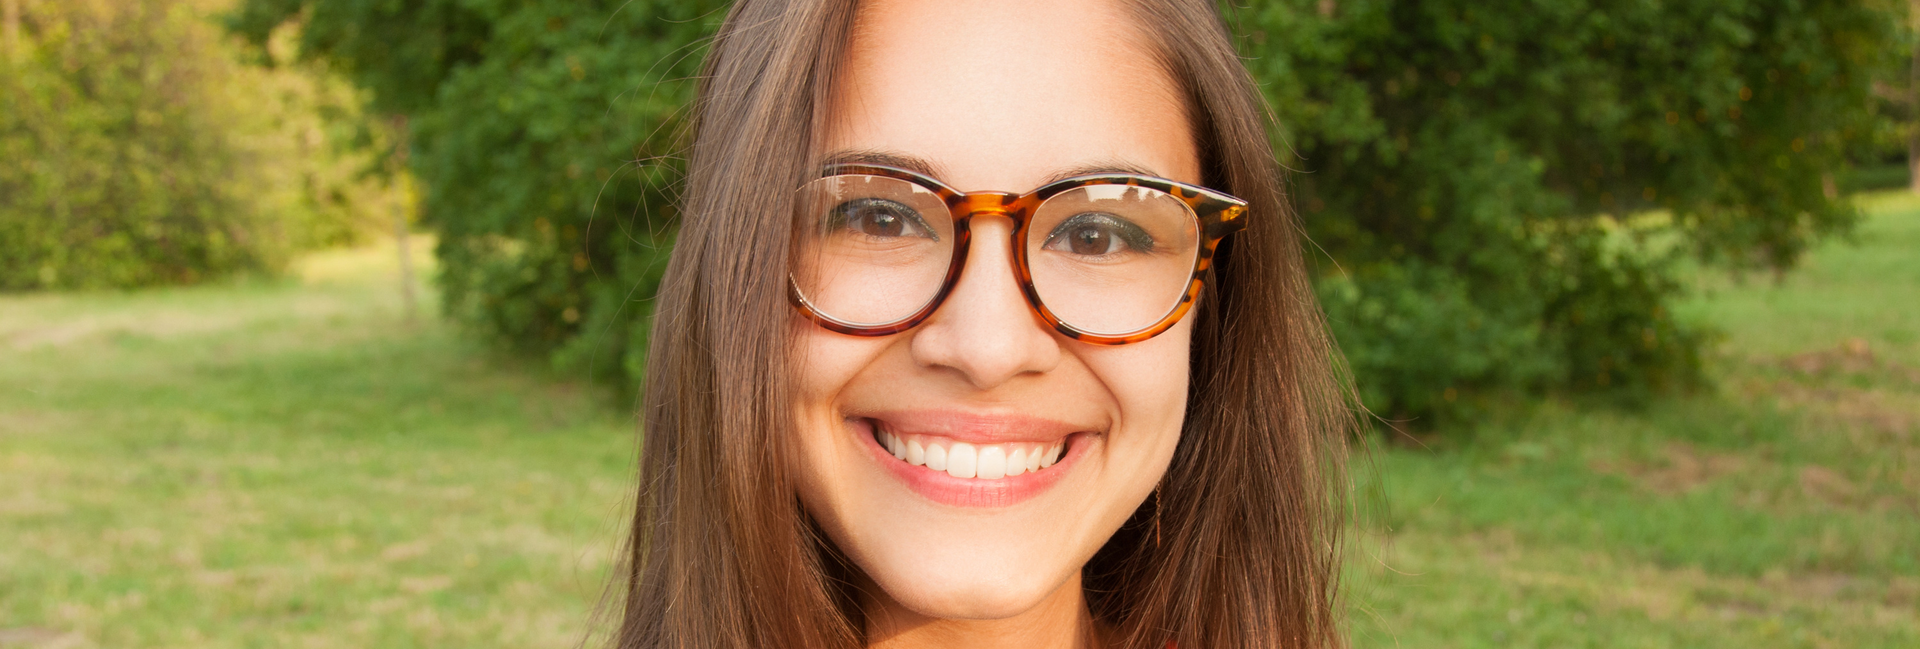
left=230, top=0, right=1897, bottom=422
left=1909, top=0, right=1919, bottom=192
left=0, top=0, right=387, bottom=290
left=1235, top=0, right=1892, bottom=421
left=229, top=0, right=725, bottom=381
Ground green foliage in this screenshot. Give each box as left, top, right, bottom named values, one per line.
left=230, top=0, right=1898, bottom=420
left=1851, top=3, right=1912, bottom=171
left=228, top=0, right=722, bottom=382
left=1235, top=0, right=1893, bottom=422
left=0, top=0, right=387, bottom=291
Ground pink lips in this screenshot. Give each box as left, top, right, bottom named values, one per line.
left=852, top=412, right=1090, bottom=508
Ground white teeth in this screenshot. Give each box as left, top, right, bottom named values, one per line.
left=976, top=446, right=1007, bottom=479
left=877, top=428, right=1071, bottom=479
left=924, top=443, right=948, bottom=471
left=946, top=443, right=978, bottom=479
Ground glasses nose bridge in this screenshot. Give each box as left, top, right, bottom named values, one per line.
left=932, top=190, right=1049, bottom=351
left=952, top=191, right=1027, bottom=224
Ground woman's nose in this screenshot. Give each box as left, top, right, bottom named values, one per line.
left=908, top=217, right=1063, bottom=390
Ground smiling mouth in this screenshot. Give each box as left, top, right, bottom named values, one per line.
left=867, top=420, right=1069, bottom=480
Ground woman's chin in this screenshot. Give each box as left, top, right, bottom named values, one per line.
left=868, top=564, right=1073, bottom=622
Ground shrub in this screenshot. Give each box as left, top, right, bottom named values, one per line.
left=0, top=0, right=386, bottom=291
left=1237, top=0, right=1890, bottom=422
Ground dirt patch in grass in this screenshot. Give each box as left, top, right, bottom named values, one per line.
left=1784, top=338, right=1878, bottom=374
left=1585, top=440, right=1891, bottom=511
left=1773, top=381, right=1917, bottom=441
left=1751, top=341, right=1920, bottom=512
left=1797, top=466, right=1861, bottom=506
left=0, top=409, right=79, bottom=438
left=1771, top=339, right=1919, bottom=415
left=1507, top=541, right=1918, bottom=625
left=1, top=295, right=364, bottom=352
left=1365, top=530, right=1920, bottom=645
left=0, top=628, right=80, bottom=649
left=1775, top=365, right=1918, bottom=512
left=1781, top=338, right=1920, bottom=387
left=1591, top=442, right=1749, bottom=495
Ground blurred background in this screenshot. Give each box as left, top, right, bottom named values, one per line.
left=1, top=0, right=1914, bottom=646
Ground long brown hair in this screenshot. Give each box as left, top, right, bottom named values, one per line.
left=615, top=0, right=1354, bottom=647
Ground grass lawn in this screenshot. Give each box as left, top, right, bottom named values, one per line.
left=1346, top=193, right=1920, bottom=647
left=1, top=241, right=636, bottom=648
left=2, top=195, right=1916, bottom=647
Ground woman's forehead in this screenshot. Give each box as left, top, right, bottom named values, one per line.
left=828, top=0, right=1198, bottom=192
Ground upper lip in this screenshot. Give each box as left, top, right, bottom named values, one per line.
left=856, top=409, right=1090, bottom=444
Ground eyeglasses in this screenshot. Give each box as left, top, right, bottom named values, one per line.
left=788, top=163, right=1247, bottom=345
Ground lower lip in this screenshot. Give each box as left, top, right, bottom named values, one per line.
left=854, top=418, right=1086, bottom=508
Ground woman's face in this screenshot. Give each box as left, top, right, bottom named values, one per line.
left=792, top=0, right=1197, bottom=624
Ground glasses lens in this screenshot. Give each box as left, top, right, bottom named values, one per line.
left=1026, top=184, right=1200, bottom=335
left=791, top=175, right=956, bottom=327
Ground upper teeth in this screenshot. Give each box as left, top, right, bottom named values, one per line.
left=877, top=429, right=1063, bottom=479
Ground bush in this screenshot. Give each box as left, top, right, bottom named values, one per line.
left=1237, top=0, right=1891, bottom=422
left=0, top=0, right=387, bottom=291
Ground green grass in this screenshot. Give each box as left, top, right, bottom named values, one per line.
left=1347, top=192, right=1920, bottom=647
left=1, top=241, right=636, bottom=648
left=2, top=196, right=1916, bottom=647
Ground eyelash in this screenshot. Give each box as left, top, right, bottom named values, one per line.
left=1043, top=212, right=1157, bottom=255
left=829, top=198, right=941, bottom=241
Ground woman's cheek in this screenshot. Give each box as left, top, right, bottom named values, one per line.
left=790, top=319, right=885, bottom=506
left=1080, top=317, right=1191, bottom=442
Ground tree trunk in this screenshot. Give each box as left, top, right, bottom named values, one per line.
left=1910, top=0, right=1919, bottom=192
left=390, top=115, right=418, bottom=323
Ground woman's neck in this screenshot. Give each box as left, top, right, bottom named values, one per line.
left=860, top=572, right=1100, bottom=649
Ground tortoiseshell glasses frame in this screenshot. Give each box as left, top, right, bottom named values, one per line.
left=788, top=163, right=1248, bottom=346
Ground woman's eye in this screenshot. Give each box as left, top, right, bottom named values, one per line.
left=1043, top=213, right=1154, bottom=257
left=832, top=199, right=938, bottom=241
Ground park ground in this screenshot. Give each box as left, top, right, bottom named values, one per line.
left=2, top=194, right=1916, bottom=647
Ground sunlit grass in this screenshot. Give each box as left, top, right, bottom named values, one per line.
left=1682, top=190, right=1920, bottom=366
left=0, top=238, right=634, bottom=648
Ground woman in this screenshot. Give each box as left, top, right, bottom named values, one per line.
left=615, top=0, right=1354, bottom=647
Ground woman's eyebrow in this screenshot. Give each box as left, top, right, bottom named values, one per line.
left=822, top=150, right=948, bottom=179
left=822, top=150, right=1165, bottom=186
left=1041, top=160, right=1164, bottom=184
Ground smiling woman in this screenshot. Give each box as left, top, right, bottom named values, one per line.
left=615, top=0, right=1355, bottom=648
